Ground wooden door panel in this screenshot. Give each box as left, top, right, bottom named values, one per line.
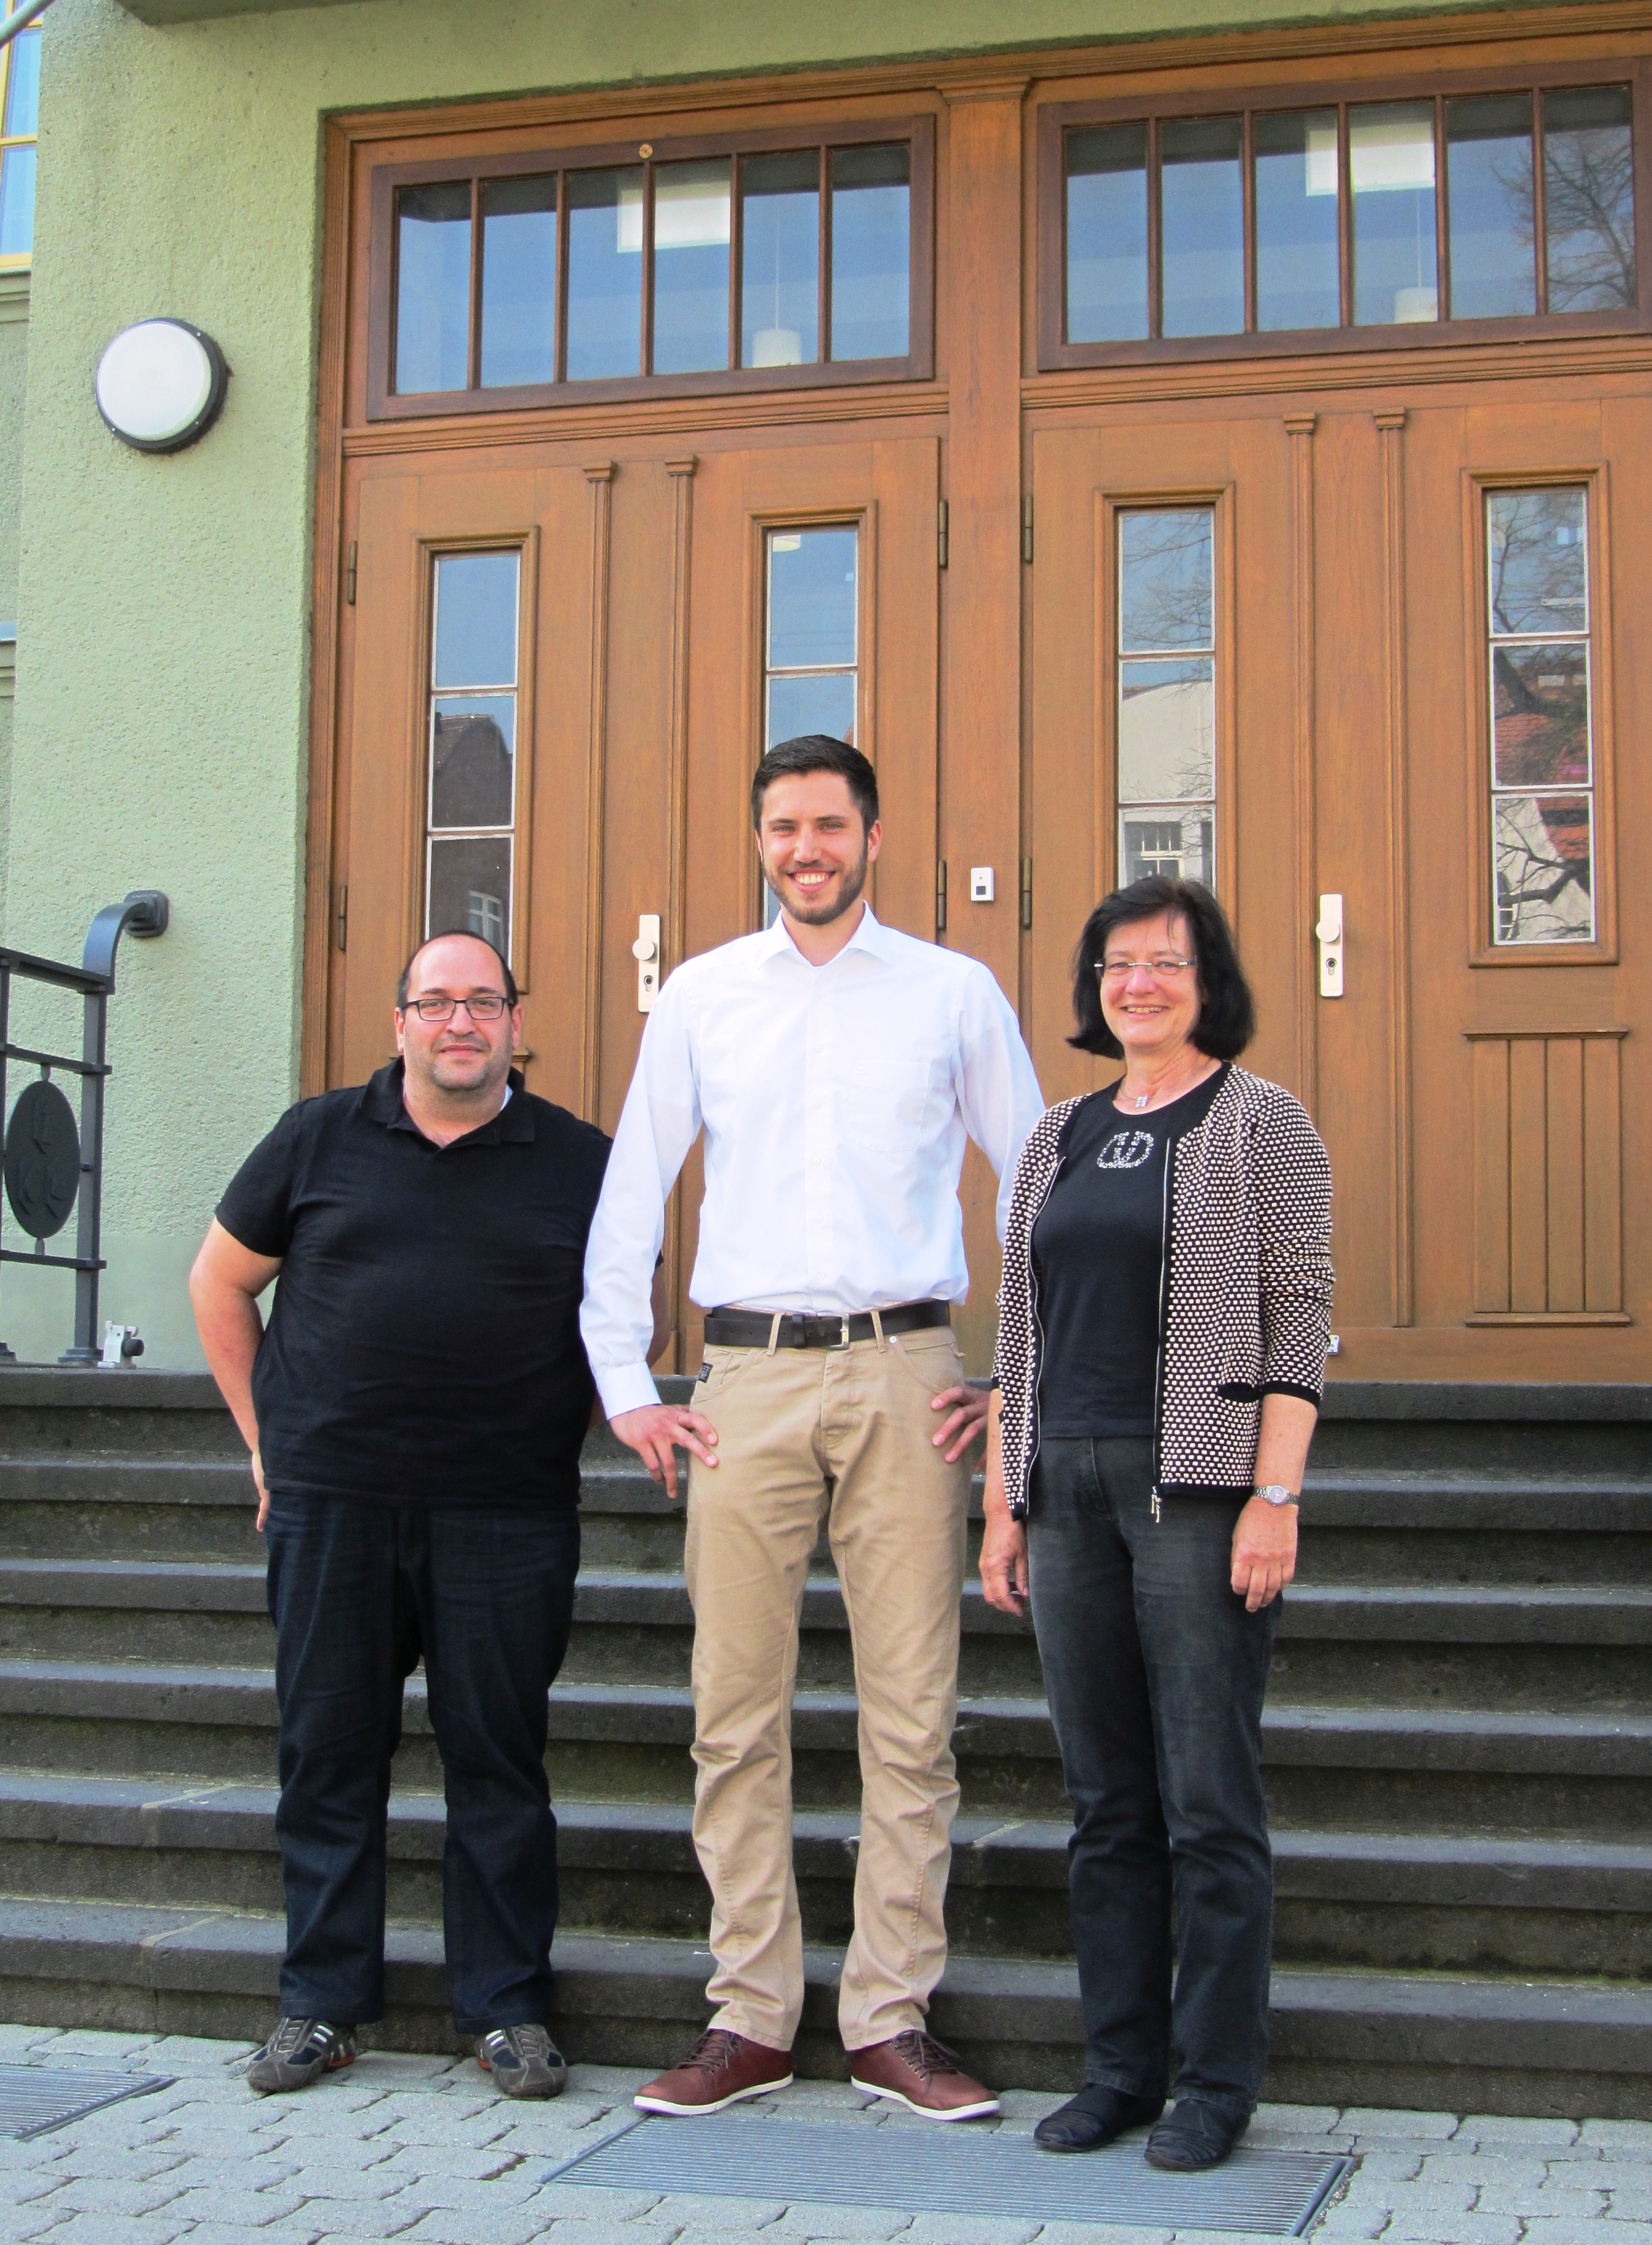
left=335, top=453, right=600, bottom=1105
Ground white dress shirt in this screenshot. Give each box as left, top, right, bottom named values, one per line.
left=580, top=905, right=1046, bottom=1418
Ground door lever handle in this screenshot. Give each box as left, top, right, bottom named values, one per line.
left=1315, top=892, right=1344, bottom=999
left=633, top=914, right=661, bottom=1013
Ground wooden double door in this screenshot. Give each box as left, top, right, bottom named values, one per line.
left=326, top=423, right=941, bottom=1364
left=1027, top=378, right=1652, bottom=1377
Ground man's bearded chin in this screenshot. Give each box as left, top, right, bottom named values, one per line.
left=765, top=844, right=870, bottom=927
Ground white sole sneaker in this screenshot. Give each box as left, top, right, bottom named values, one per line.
left=850, top=2075, right=1000, bottom=2122
left=634, top=2071, right=794, bottom=2117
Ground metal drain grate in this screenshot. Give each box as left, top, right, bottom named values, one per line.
left=547, top=2112, right=1355, bottom=2237
left=0, top=2063, right=175, bottom=2140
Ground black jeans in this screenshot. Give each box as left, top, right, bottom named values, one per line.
left=264, top=1493, right=579, bottom=2034
left=1027, top=1437, right=1278, bottom=2116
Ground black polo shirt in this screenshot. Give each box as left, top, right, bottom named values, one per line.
left=216, top=1062, right=610, bottom=1509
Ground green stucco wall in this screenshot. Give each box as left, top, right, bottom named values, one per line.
left=1, top=0, right=1565, bottom=1366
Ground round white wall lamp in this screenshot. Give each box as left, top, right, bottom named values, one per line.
left=94, top=319, right=229, bottom=454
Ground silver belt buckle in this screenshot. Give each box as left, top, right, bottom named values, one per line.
left=838, top=1316, right=852, bottom=1349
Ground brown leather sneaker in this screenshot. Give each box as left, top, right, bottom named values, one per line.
left=633, top=2027, right=794, bottom=2115
left=849, top=2030, right=1000, bottom=2121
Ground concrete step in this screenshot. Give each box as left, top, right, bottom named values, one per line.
left=5, top=1657, right=1652, bottom=1831
left=9, top=1561, right=1652, bottom=1698
left=1, top=1891, right=1650, bottom=2117
left=4, top=1771, right=1651, bottom=1976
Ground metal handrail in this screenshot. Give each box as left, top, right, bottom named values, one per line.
left=0, top=891, right=169, bottom=1364
left=0, top=0, right=53, bottom=56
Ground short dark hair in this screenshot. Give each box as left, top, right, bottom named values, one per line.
left=1068, top=876, right=1255, bottom=1061
left=750, top=735, right=879, bottom=834
left=396, top=930, right=518, bottom=1010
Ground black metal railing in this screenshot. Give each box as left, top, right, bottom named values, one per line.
left=0, top=891, right=170, bottom=1365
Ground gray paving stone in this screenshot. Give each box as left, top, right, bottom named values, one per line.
left=0, top=2209, right=74, bottom=2244
left=161, top=2190, right=314, bottom=2228
left=1305, top=2210, right=1386, bottom=2240
left=400, top=2212, right=574, bottom=2245
left=144, top=2039, right=261, bottom=2073
left=48, top=2153, right=190, bottom=2184
left=1418, top=2154, right=1548, bottom=2187
left=278, top=2165, right=406, bottom=2202
left=0, top=2027, right=63, bottom=2057
left=900, top=2214, right=1042, bottom=2243
left=358, top=2112, right=517, bottom=2150
left=1023, top=2227, right=1172, bottom=2245
left=274, top=2198, right=427, bottom=2236
left=1520, top=2226, right=1652, bottom=2245
left=43, top=2181, right=189, bottom=2218
left=1377, top=2217, right=1522, bottom=2245
left=1606, top=2193, right=1652, bottom=2218
left=642, top=2195, right=789, bottom=2227
left=1475, top=2182, right=1606, bottom=2215
left=1457, top=2115, right=1583, bottom=2148
left=373, top=2146, right=524, bottom=2181
left=389, top=2173, right=556, bottom=2212
left=663, top=2229, right=793, bottom=2244
left=518, top=2184, right=665, bottom=2220
left=1584, top=2126, right=1652, bottom=2155
left=182, top=2231, right=325, bottom=2245
left=765, top=2208, right=915, bottom=2239
left=17, top=2219, right=191, bottom=2245
left=1254, top=2103, right=1344, bottom=2135
left=1343, top=2112, right=1460, bottom=2141
left=45, top=2033, right=162, bottom=2062
left=1351, top=2185, right=1475, bottom=2215
left=522, top=2223, right=692, bottom=2245
left=0, top=2176, right=67, bottom=2208
left=1339, top=2153, right=1424, bottom=2182
left=0, top=2147, right=64, bottom=2176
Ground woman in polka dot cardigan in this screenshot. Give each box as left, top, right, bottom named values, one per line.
left=979, top=873, right=1333, bottom=2179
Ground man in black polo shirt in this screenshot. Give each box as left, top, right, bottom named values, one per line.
left=190, top=931, right=651, bottom=2099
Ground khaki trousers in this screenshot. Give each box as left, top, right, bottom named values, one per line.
left=683, top=1325, right=972, bottom=2053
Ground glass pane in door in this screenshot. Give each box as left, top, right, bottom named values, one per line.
left=761, top=525, right=859, bottom=923
left=426, top=551, right=520, bottom=958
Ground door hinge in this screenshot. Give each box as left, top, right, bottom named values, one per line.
left=935, top=860, right=948, bottom=935
left=937, top=497, right=949, bottom=570
left=334, top=882, right=348, bottom=952
left=1019, top=857, right=1033, bottom=930
left=345, top=541, right=357, bottom=605
left=1021, top=494, right=1034, bottom=564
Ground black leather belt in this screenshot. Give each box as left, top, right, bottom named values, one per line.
left=703, top=1300, right=951, bottom=1350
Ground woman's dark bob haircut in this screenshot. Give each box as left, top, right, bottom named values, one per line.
left=1068, top=876, right=1256, bottom=1061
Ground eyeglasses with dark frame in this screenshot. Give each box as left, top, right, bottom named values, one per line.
left=401, top=993, right=512, bottom=1023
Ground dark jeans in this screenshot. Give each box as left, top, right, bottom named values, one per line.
left=1027, top=1436, right=1278, bottom=2116
left=264, top=1493, right=579, bottom=2034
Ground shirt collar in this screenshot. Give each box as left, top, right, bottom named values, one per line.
left=757, top=900, right=894, bottom=971
left=361, top=1059, right=533, bottom=1146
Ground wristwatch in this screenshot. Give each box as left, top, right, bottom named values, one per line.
left=1253, top=1483, right=1299, bottom=1507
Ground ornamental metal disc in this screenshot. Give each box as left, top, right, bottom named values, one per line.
left=4, top=1080, right=80, bottom=1240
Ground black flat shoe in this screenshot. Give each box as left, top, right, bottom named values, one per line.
left=1145, top=2099, right=1250, bottom=2171
left=1034, top=2084, right=1166, bottom=2153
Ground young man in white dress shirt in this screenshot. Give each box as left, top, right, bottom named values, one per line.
left=580, top=736, right=1044, bottom=2122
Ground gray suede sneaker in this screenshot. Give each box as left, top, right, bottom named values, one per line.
left=477, top=2023, right=569, bottom=2099
left=246, top=2017, right=358, bottom=2095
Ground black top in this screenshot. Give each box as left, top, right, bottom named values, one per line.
left=216, top=1062, right=611, bottom=1509
left=1032, top=1067, right=1227, bottom=1439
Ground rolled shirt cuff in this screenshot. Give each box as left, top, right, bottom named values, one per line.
left=593, top=1362, right=664, bottom=1420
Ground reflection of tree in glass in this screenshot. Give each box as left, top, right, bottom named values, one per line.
left=1547, top=119, right=1635, bottom=309
left=1488, top=489, right=1586, bottom=635
left=1490, top=117, right=1635, bottom=311
left=1120, top=511, right=1213, bottom=652
left=1496, top=795, right=1592, bottom=940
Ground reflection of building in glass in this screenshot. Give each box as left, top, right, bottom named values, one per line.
left=1117, top=508, right=1217, bottom=887
left=466, top=888, right=507, bottom=949
left=1486, top=487, right=1594, bottom=944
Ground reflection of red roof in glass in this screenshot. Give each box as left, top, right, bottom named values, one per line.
left=1493, top=707, right=1589, bottom=788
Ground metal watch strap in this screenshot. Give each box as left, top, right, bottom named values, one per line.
left=1254, top=1483, right=1299, bottom=1507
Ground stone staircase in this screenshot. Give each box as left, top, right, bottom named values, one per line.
left=1, top=1367, right=1650, bottom=2116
